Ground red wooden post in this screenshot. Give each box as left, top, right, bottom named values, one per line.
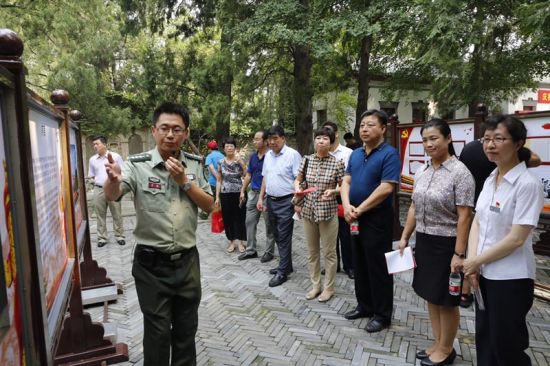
left=389, top=114, right=402, bottom=240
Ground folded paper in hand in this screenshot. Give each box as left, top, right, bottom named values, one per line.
left=385, top=247, right=416, bottom=274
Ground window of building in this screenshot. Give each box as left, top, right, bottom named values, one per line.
left=412, top=101, right=427, bottom=123
left=316, top=110, right=327, bottom=125
left=441, top=110, right=455, bottom=120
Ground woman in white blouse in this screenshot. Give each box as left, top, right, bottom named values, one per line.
left=464, top=115, right=543, bottom=366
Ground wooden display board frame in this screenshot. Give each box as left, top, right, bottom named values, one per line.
left=0, top=29, right=128, bottom=365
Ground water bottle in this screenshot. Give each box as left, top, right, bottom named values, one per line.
left=350, top=220, right=359, bottom=235
left=449, top=272, right=461, bottom=296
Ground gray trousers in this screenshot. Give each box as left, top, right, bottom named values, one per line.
left=245, top=190, right=275, bottom=255
left=93, top=186, right=124, bottom=242
left=266, top=195, right=294, bottom=276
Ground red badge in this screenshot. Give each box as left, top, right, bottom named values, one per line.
left=149, top=182, right=161, bottom=189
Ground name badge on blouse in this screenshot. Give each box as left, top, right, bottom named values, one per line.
left=490, top=201, right=501, bottom=213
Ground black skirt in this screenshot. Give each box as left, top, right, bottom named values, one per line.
left=220, top=192, right=247, bottom=241
left=412, top=232, right=461, bottom=307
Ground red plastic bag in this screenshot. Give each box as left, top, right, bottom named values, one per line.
left=337, top=204, right=344, bottom=218
left=211, top=210, right=225, bottom=233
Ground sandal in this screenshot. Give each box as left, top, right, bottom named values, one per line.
left=226, top=244, right=236, bottom=253
left=238, top=242, right=246, bottom=253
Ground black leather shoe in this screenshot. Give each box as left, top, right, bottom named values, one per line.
left=238, top=252, right=258, bottom=260
left=346, top=269, right=355, bottom=279
left=260, top=252, right=274, bottom=263
left=117, top=240, right=126, bottom=246
left=416, top=349, right=429, bottom=360
left=321, top=269, right=325, bottom=275
left=344, top=309, right=372, bottom=320
left=420, top=349, right=456, bottom=365
left=97, top=241, right=107, bottom=248
left=268, top=274, right=287, bottom=287
left=269, top=267, right=293, bottom=275
left=365, top=318, right=390, bottom=333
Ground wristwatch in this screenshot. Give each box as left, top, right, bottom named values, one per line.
left=454, top=251, right=466, bottom=259
left=182, top=181, right=193, bottom=191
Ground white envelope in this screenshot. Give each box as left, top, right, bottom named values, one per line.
left=385, top=247, right=416, bottom=274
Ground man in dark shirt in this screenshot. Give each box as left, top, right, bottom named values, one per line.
left=341, top=109, right=401, bottom=333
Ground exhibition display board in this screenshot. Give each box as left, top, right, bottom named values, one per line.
left=398, top=113, right=550, bottom=212
left=0, top=29, right=128, bottom=366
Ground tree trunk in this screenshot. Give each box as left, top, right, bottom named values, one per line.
left=355, top=35, right=373, bottom=139
left=293, top=44, right=313, bottom=155
left=216, top=30, right=232, bottom=142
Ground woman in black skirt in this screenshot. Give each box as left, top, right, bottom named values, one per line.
left=399, top=119, right=474, bottom=366
left=215, top=137, right=247, bottom=253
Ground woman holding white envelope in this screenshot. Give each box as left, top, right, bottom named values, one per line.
left=399, top=119, right=474, bottom=366
left=293, top=127, right=345, bottom=302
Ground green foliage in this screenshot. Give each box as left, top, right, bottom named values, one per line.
left=3, top=0, right=549, bottom=143
left=403, top=0, right=549, bottom=115
left=1, top=0, right=135, bottom=136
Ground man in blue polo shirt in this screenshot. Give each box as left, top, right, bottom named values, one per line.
left=239, top=129, right=275, bottom=262
left=341, top=109, right=400, bottom=333
left=258, top=125, right=302, bottom=287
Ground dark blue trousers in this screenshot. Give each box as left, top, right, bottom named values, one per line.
left=267, top=196, right=294, bottom=276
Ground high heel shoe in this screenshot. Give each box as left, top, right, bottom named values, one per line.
left=420, top=349, right=456, bottom=365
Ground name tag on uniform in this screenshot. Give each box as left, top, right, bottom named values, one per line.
left=148, top=177, right=162, bottom=189
left=490, top=202, right=501, bottom=213
left=186, top=173, right=196, bottom=181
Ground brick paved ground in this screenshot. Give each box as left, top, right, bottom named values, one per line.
left=86, top=197, right=550, bottom=365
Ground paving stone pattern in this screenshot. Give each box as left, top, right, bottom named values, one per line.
left=86, top=197, right=550, bottom=365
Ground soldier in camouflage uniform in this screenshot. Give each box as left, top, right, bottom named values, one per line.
left=104, top=102, right=213, bottom=366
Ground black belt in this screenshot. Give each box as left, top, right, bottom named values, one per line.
left=94, top=184, right=103, bottom=188
left=136, top=244, right=194, bottom=262
left=251, top=189, right=261, bottom=192
left=267, top=193, right=293, bottom=201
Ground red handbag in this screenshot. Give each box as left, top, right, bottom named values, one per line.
left=211, top=210, right=225, bottom=233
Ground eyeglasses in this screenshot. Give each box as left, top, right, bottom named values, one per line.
left=157, top=126, right=186, bottom=136
left=480, top=137, right=511, bottom=145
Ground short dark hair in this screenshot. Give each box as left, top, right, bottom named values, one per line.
left=92, top=135, right=107, bottom=144
left=152, top=102, right=190, bottom=128
left=267, top=125, right=285, bottom=138
left=360, top=109, right=388, bottom=126
left=321, top=121, right=338, bottom=132
left=222, top=136, right=237, bottom=148
left=314, top=126, right=335, bottom=144
left=420, top=118, right=456, bottom=156
left=343, top=132, right=354, bottom=140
